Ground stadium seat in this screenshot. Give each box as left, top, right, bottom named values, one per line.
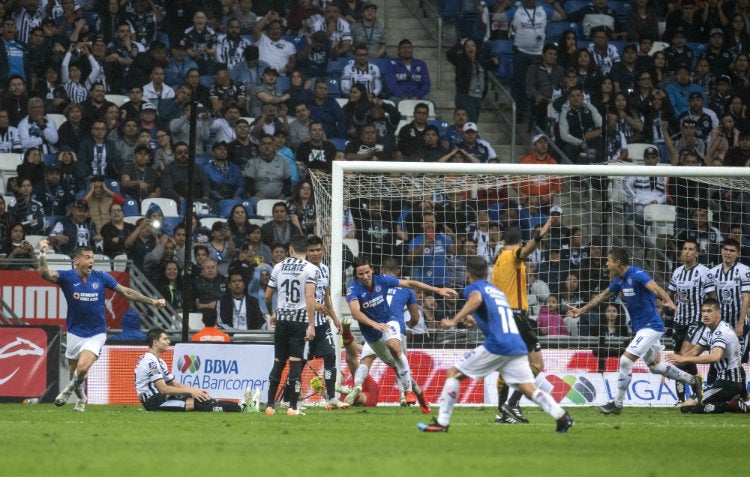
left=326, top=57, right=351, bottom=76
left=219, top=198, right=244, bottom=218
left=625, top=143, right=656, bottom=164
left=648, top=41, right=669, bottom=55
left=563, top=0, right=588, bottom=15
left=608, top=1, right=632, bottom=20
left=398, top=99, right=437, bottom=120
left=46, top=113, right=66, bottom=127
left=25, top=235, right=46, bottom=250
left=189, top=312, right=204, bottom=330
left=141, top=198, right=179, bottom=217
left=195, top=154, right=212, bottom=167
left=610, top=41, right=625, bottom=57
left=200, top=217, right=226, bottom=230
left=687, top=42, right=708, bottom=57
left=546, top=22, right=580, bottom=43
left=255, top=199, right=279, bottom=218
left=123, top=198, right=140, bottom=216
left=94, top=254, right=113, bottom=271
left=200, top=75, right=214, bottom=87
left=643, top=204, right=676, bottom=240
left=334, top=97, right=348, bottom=108
left=327, top=78, right=341, bottom=97
left=105, top=94, right=128, bottom=107
left=45, top=253, right=73, bottom=270
left=249, top=217, right=268, bottom=227
left=112, top=254, right=129, bottom=271
left=491, top=39, right=513, bottom=55
left=0, top=152, right=21, bottom=175
left=123, top=216, right=141, bottom=225
left=343, top=238, right=359, bottom=258
left=275, top=76, right=291, bottom=92
left=495, top=54, right=513, bottom=83
left=242, top=200, right=255, bottom=217
left=106, top=179, right=121, bottom=195
left=162, top=216, right=183, bottom=232
left=43, top=153, right=57, bottom=166
left=329, top=137, right=349, bottom=151
left=427, top=119, right=450, bottom=138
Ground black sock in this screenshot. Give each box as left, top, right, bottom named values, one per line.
left=194, top=398, right=219, bottom=412
left=497, top=376, right=508, bottom=412
left=267, top=360, right=285, bottom=406
left=288, top=360, right=303, bottom=410
left=218, top=401, right=241, bottom=412
left=323, top=354, right=336, bottom=400
left=508, top=390, right=522, bottom=407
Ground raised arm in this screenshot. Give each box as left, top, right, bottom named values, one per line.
left=114, top=284, right=166, bottom=308
left=38, top=239, right=59, bottom=283
left=645, top=280, right=676, bottom=313
left=566, top=288, right=614, bottom=318
left=518, top=217, right=552, bottom=260
left=441, top=290, right=482, bottom=329
left=398, top=278, right=458, bottom=298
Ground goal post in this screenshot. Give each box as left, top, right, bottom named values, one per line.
left=310, top=161, right=750, bottom=406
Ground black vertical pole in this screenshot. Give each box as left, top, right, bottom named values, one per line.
left=181, top=101, right=198, bottom=343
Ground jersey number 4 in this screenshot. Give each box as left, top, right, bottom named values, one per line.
left=281, top=278, right=302, bottom=303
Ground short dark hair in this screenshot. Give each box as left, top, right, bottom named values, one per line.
left=381, top=256, right=400, bottom=272
left=721, top=238, right=740, bottom=250
left=466, top=256, right=488, bottom=280
left=147, top=327, right=165, bottom=346
left=289, top=236, right=308, bottom=254
left=608, top=247, right=630, bottom=266
left=503, top=227, right=523, bottom=246
left=72, top=246, right=93, bottom=259
left=681, top=238, right=700, bottom=250
left=306, top=235, right=324, bottom=247
left=701, top=297, right=720, bottom=310
left=542, top=43, right=557, bottom=53
left=202, top=309, right=218, bottom=327
left=352, top=256, right=372, bottom=270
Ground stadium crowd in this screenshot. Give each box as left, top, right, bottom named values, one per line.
left=0, top=0, right=748, bottom=348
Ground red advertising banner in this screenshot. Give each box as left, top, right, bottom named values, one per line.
left=0, top=327, right=49, bottom=397
left=0, top=271, right=131, bottom=330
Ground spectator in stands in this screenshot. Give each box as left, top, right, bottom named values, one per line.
left=81, top=82, right=116, bottom=127
left=61, top=44, right=100, bottom=105
left=727, top=15, right=750, bottom=57
left=287, top=102, right=312, bottom=152
left=679, top=92, right=719, bottom=145
left=48, top=199, right=100, bottom=256
left=628, top=69, right=655, bottom=115
left=287, top=181, right=316, bottom=237
left=294, top=121, right=337, bottom=173
left=295, top=31, right=332, bottom=80
left=537, top=246, right=569, bottom=294
left=121, top=144, right=161, bottom=204
left=590, top=302, right=629, bottom=370
left=708, top=75, right=733, bottom=118
left=105, top=22, right=145, bottom=92
left=624, top=0, right=660, bottom=42
left=157, top=84, right=191, bottom=129
left=82, top=176, right=126, bottom=233
left=536, top=295, right=568, bottom=336
left=123, top=215, right=162, bottom=271
left=142, top=66, right=175, bottom=110
left=704, top=113, right=739, bottom=164
left=519, top=195, right=547, bottom=242
left=516, top=134, right=563, bottom=206
left=386, top=39, right=431, bottom=101
left=207, top=221, right=236, bottom=277
left=312, top=3, right=353, bottom=58
left=675, top=207, right=723, bottom=266
left=664, top=1, right=704, bottom=44
left=727, top=224, right=750, bottom=264
left=610, top=44, right=638, bottom=95
left=603, top=110, right=629, bottom=162
left=726, top=94, right=749, bottom=140
left=180, top=10, right=217, bottom=75
left=342, top=82, right=373, bottom=137
left=350, top=3, right=385, bottom=58
left=413, top=124, right=448, bottom=162
left=666, top=66, right=704, bottom=117
left=306, top=78, right=347, bottom=138
left=244, top=134, right=292, bottom=207
left=77, top=118, right=122, bottom=184
left=566, top=0, right=623, bottom=40
left=226, top=118, right=255, bottom=168
left=440, top=108, right=469, bottom=151
left=260, top=202, right=301, bottom=248
left=164, top=43, right=198, bottom=88
left=1, top=76, right=29, bottom=127
left=253, top=12, right=297, bottom=75
left=32, top=162, right=74, bottom=217
left=210, top=103, right=242, bottom=144
left=107, top=309, right=147, bottom=342
left=642, top=89, right=678, bottom=161
left=111, top=118, right=138, bottom=165
left=0, top=196, right=11, bottom=243
left=341, top=43, right=383, bottom=98
left=555, top=29, right=579, bottom=70
left=344, top=122, right=393, bottom=161
left=128, top=41, right=169, bottom=96
left=144, top=235, right=179, bottom=284
left=208, top=63, right=247, bottom=116
left=664, top=28, right=696, bottom=73
left=700, top=29, right=733, bottom=79
left=250, top=103, right=287, bottom=145
left=407, top=211, right=453, bottom=287
left=397, top=102, right=430, bottom=161
left=672, top=117, right=708, bottom=161
left=161, top=141, right=211, bottom=206
left=120, top=86, right=145, bottom=122
left=184, top=68, right=212, bottom=108
left=547, top=205, right=570, bottom=250
left=9, top=180, right=44, bottom=241
left=232, top=0, right=258, bottom=34
left=204, top=140, right=245, bottom=201
left=723, top=131, right=750, bottom=167
left=559, top=87, right=603, bottom=164
left=455, top=121, right=496, bottom=163
left=446, top=38, right=498, bottom=124
left=623, top=146, right=668, bottom=229
left=587, top=26, right=620, bottom=76
left=591, top=76, right=615, bottom=118
left=19, top=97, right=58, bottom=153
left=286, top=0, right=323, bottom=35
left=525, top=43, right=564, bottom=129
left=230, top=45, right=268, bottom=91
left=192, top=258, right=227, bottom=313
left=169, top=102, right=211, bottom=155
left=246, top=223, right=272, bottom=265
left=666, top=150, right=710, bottom=236
left=215, top=18, right=251, bottom=71
left=0, top=108, right=21, bottom=153
left=612, top=93, right=644, bottom=144
left=101, top=202, right=135, bottom=258
left=569, top=48, right=601, bottom=97
left=34, top=65, right=69, bottom=115
left=217, top=271, right=265, bottom=331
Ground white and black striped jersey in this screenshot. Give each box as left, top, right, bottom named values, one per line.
left=0, top=126, right=22, bottom=152
left=710, top=262, right=750, bottom=327
left=215, top=34, right=252, bottom=71
left=669, top=264, right=716, bottom=326
left=14, top=7, right=44, bottom=44
left=268, top=257, right=319, bottom=323
left=313, top=262, right=330, bottom=327
left=133, top=352, right=173, bottom=400
left=340, top=63, right=384, bottom=97
left=696, top=320, right=744, bottom=384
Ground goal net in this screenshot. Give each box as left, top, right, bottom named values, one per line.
left=310, top=162, right=750, bottom=406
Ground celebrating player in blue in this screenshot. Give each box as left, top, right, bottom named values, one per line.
left=418, top=256, right=574, bottom=433
left=567, top=247, right=702, bottom=415
left=39, top=239, right=166, bottom=412
left=346, top=256, right=457, bottom=412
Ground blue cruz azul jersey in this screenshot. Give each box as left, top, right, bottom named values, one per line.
left=57, top=269, right=120, bottom=337
left=346, top=274, right=401, bottom=342
left=608, top=266, right=664, bottom=333
left=463, top=281, right=528, bottom=356
left=387, top=286, right=418, bottom=334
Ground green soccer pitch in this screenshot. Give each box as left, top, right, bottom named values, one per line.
left=1, top=405, right=747, bottom=477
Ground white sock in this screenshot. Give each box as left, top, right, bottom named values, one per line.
left=412, top=380, right=422, bottom=396
left=437, top=377, right=460, bottom=427
left=72, top=369, right=87, bottom=389
left=615, top=356, right=634, bottom=407
left=530, top=389, right=565, bottom=420
left=393, top=353, right=413, bottom=391
left=353, top=364, right=369, bottom=387
left=649, top=361, right=695, bottom=383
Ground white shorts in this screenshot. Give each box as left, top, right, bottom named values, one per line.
left=625, top=328, right=665, bottom=364
left=65, top=333, right=107, bottom=360
left=360, top=321, right=404, bottom=367
left=456, top=345, right=534, bottom=383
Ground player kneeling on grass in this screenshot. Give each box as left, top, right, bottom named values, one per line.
left=418, top=257, right=574, bottom=433
left=134, top=328, right=257, bottom=412
left=669, top=299, right=749, bottom=414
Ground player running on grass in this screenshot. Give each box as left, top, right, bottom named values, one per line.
left=345, top=256, right=458, bottom=413
left=418, top=256, right=574, bottom=433
left=39, top=240, right=166, bottom=412
left=567, top=247, right=703, bottom=415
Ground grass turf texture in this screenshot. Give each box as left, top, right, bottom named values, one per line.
left=1, top=404, right=747, bottom=477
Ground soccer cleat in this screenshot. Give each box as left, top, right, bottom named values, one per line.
left=495, top=413, right=509, bottom=424
left=399, top=391, right=408, bottom=407
left=335, top=383, right=352, bottom=394
left=555, top=412, right=574, bottom=433
left=405, top=391, right=417, bottom=405
left=344, top=385, right=361, bottom=405
left=691, top=375, right=704, bottom=404
left=417, top=419, right=448, bottom=432
left=54, top=386, right=74, bottom=407
left=265, top=406, right=276, bottom=416
left=252, top=388, right=261, bottom=412
left=502, top=403, right=529, bottom=424
left=596, top=401, right=623, bottom=415
left=498, top=409, right=525, bottom=424
left=240, top=387, right=252, bottom=412
left=415, top=391, right=431, bottom=415
left=325, top=398, right=351, bottom=410
left=73, top=398, right=86, bottom=412
left=287, top=407, right=305, bottom=416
